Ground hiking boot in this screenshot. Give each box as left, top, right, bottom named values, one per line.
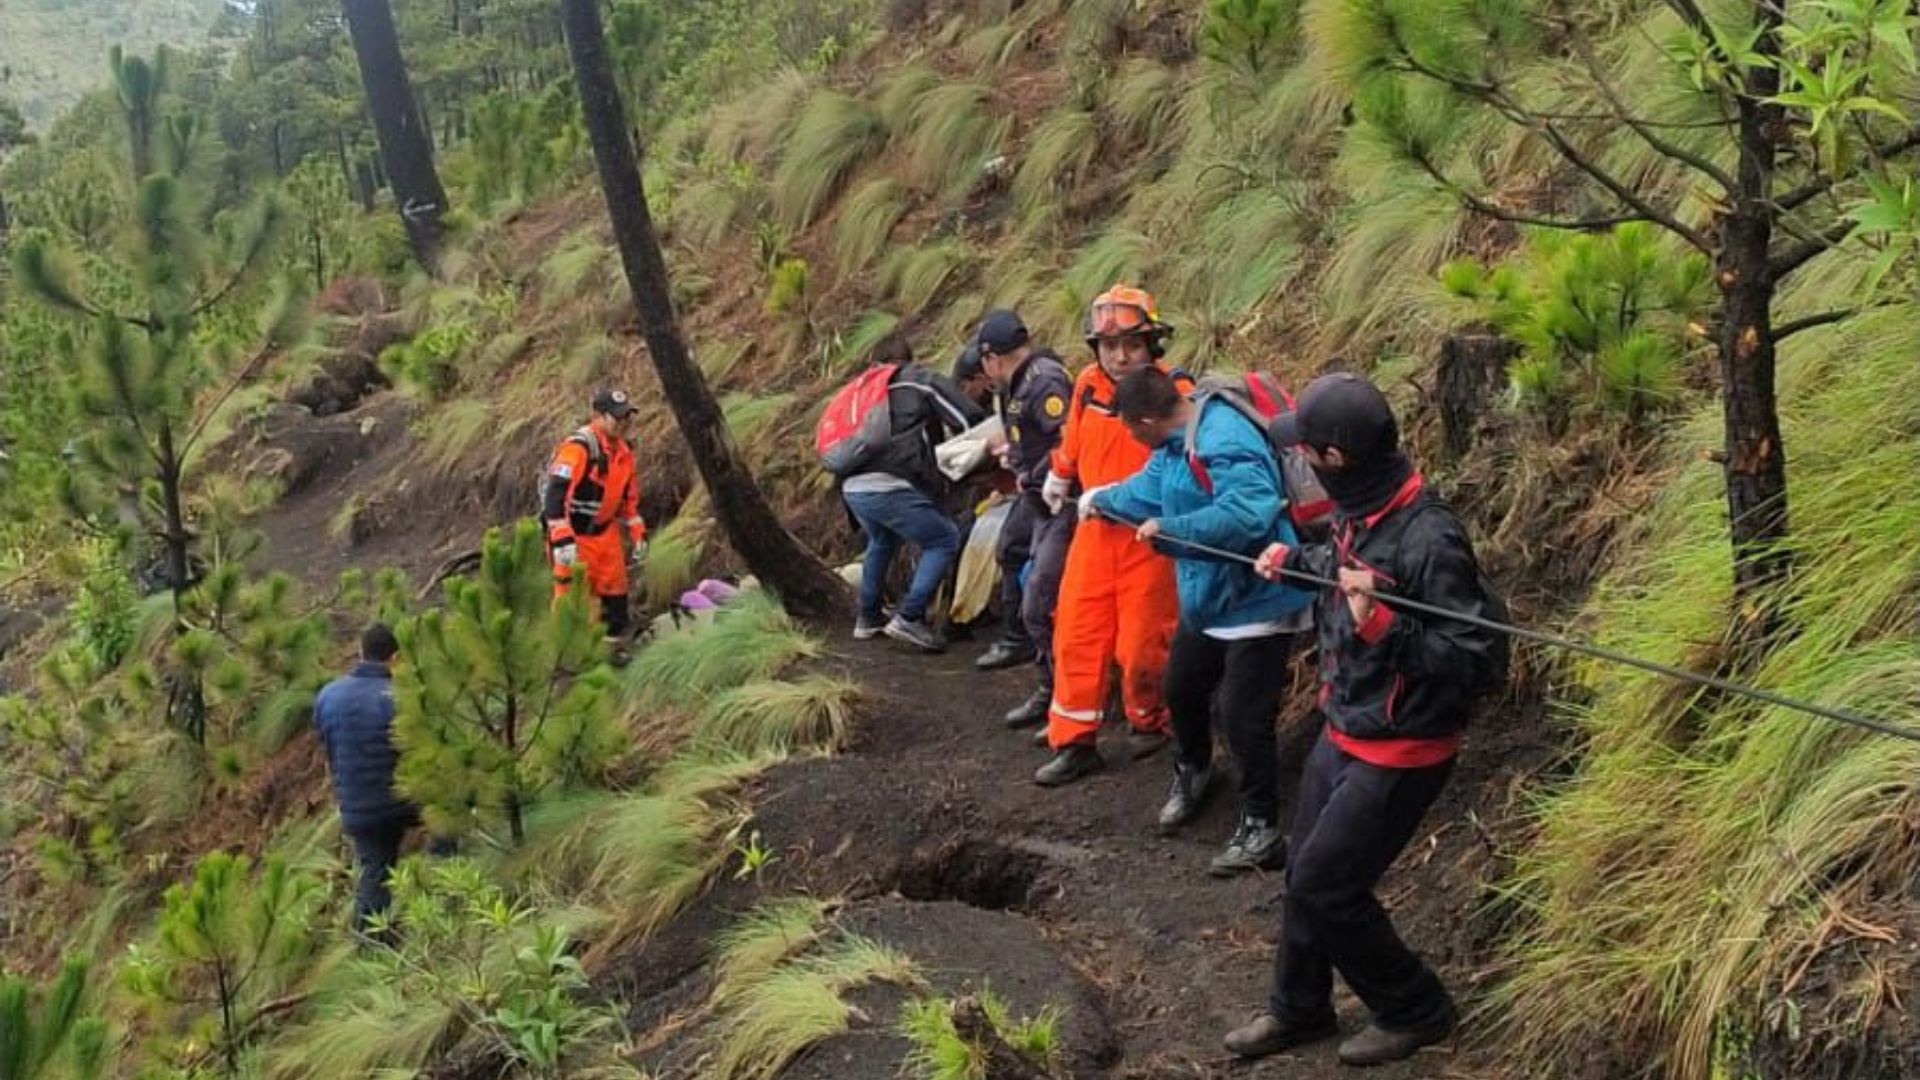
left=606, top=638, right=632, bottom=668
left=1126, top=727, right=1170, bottom=760
left=883, top=615, right=946, bottom=653
left=1209, top=816, right=1286, bottom=877
left=853, top=613, right=885, bottom=641
left=1157, top=762, right=1214, bottom=835
left=1031, top=726, right=1050, bottom=748
left=1002, top=688, right=1049, bottom=729
left=1034, top=743, right=1104, bottom=786
left=1336, top=1003, right=1457, bottom=1066
left=1223, top=1012, right=1339, bottom=1059
left=975, top=638, right=1036, bottom=670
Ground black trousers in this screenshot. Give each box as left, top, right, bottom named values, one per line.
left=1271, top=729, right=1454, bottom=1030
left=346, top=815, right=413, bottom=934
left=994, top=490, right=1074, bottom=686
left=1163, top=623, right=1301, bottom=824
left=599, top=593, right=629, bottom=639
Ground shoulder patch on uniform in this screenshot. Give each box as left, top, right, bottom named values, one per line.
left=1043, top=395, right=1066, bottom=419
left=552, top=463, right=574, bottom=479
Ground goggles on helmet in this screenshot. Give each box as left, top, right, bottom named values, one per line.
left=1087, top=302, right=1153, bottom=339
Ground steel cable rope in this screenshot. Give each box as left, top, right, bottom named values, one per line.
left=1086, top=506, right=1920, bottom=744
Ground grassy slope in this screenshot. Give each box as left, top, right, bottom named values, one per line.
left=0, top=0, right=228, bottom=129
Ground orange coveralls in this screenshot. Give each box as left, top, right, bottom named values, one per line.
left=1045, top=363, right=1188, bottom=749
left=545, top=426, right=645, bottom=609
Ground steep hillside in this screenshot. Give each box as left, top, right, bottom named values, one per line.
left=0, top=0, right=231, bottom=128
left=3, top=1, right=1918, bottom=1079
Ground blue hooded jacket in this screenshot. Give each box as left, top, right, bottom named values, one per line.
left=312, top=661, right=413, bottom=831
left=1093, top=398, right=1313, bottom=632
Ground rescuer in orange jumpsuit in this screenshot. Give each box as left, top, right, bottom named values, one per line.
left=1034, top=285, right=1188, bottom=787
left=544, top=389, right=647, bottom=660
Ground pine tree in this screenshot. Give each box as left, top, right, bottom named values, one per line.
left=392, top=520, right=626, bottom=848
left=0, top=957, right=110, bottom=1080
left=1325, top=0, right=1920, bottom=619
left=9, top=47, right=295, bottom=742
left=124, top=853, right=324, bottom=1078
left=559, top=0, right=851, bottom=624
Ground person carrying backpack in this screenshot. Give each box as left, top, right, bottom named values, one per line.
left=1226, top=372, right=1506, bottom=1067
left=544, top=389, right=646, bottom=661
left=1089, top=365, right=1316, bottom=876
left=828, top=335, right=985, bottom=651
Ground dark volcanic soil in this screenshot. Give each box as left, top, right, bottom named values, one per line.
left=611, top=638, right=1554, bottom=1080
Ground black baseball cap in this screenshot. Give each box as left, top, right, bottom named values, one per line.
left=953, top=342, right=985, bottom=382
left=1268, top=372, right=1399, bottom=462
left=974, top=310, right=1029, bottom=356
left=592, top=388, right=635, bottom=418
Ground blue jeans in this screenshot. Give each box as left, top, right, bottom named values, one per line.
left=844, top=487, right=959, bottom=624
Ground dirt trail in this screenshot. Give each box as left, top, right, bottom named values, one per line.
left=616, top=636, right=1548, bottom=1079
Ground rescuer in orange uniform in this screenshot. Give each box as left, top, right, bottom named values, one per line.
left=545, top=389, right=647, bottom=659
left=1034, top=286, right=1188, bottom=786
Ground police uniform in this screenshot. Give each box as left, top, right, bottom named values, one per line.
left=995, top=348, right=1075, bottom=691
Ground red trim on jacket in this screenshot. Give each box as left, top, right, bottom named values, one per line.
left=1327, top=726, right=1460, bottom=768
left=1354, top=602, right=1394, bottom=644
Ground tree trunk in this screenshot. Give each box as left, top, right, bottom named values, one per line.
left=1436, top=330, right=1518, bottom=459
left=157, top=425, right=207, bottom=744
left=340, top=0, right=449, bottom=271
left=558, top=0, right=850, bottom=624
left=1717, top=17, right=1792, bottom=615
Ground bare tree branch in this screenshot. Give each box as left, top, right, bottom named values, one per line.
left=1772, top=308, right=1860, bottom=342
left=1557, top=1, right=1736, bottom=192
left=1770, top=218, right=1854, bottom=278
left=1409, top=149, right=1650, bottom=231
left=1383, top=37, right=1714, bottom=252
left=1777, top=125, right=1920, bottom=212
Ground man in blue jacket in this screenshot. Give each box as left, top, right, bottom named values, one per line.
left=1089, top=366, right=1315, bottom=875
left=313, top=623, right=422, bottom=935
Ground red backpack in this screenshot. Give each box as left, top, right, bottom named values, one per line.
left=816, top=364, right=900, bottom=477
left=1184, top=371, right=1334, bottom=542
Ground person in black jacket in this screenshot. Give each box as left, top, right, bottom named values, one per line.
left=313, top=623, right=423, bottom=936
left=1225, top=372, right=1505, bottom=1067
left=843, top=335, right=986, bottom=652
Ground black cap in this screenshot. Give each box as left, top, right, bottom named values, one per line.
left=1268, top=372, right=1399, bottom=462
left=974, top=310, right=1029, bottom=356
left=953, top=342, right=984, bottom=382
left=592, top=388, right=635, bottom=418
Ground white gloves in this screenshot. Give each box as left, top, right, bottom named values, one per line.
left=629, top=540, right=649, bottom=568
left=1041, top=470, right=1073, bottom=515
left=551, top=542, right=578, bottom=569
left=1077, top=485, right=1113, bottom=522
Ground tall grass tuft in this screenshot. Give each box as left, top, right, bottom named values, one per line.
left=773, top=91, right=886, bottom=230
left=694, top=676, right=862, bottom=757
left=709, top=898, right=832, bottom=1008
left=703, top=934, right=922, bottom=1080
left=900, top=82, right=1008, bottom=204
left=1012, top=108, right=1101, bottom=224
left=881, top=239, right=976, bottom=314
left=624, top=593, right=822, bottom=710
left=1494, top=305, right=1920, bottom=1079
left=833, top=178, right=910, bottom=278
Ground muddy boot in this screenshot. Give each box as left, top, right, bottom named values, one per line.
left=1126, top=726, right=1170, bottom=760
left=1002, top=687, right=1049, bottom=729
left=1209, top=816, right=1285, bottom=877
left=1030, top=726, right=1050, bottom=748
left=1157, top=762, right=1213, bottom=835
left=1034, top=743, right=1104, bottom=786
left=1337, top=1002, right=1457, bottom=1066
left=975, top=638, right=1036, bottom=671
left=1223, top=1013, right=1339, bottom=1059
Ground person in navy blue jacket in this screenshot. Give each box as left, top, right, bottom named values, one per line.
left=312, top=623, right=421, bottom=934
left=1090, top=366, right=1316, bottom=876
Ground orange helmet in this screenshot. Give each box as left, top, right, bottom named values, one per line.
left=1084, top=284, right=1173, bottom=357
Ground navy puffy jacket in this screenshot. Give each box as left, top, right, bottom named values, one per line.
left=313, top=661, right=412, bottom=830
